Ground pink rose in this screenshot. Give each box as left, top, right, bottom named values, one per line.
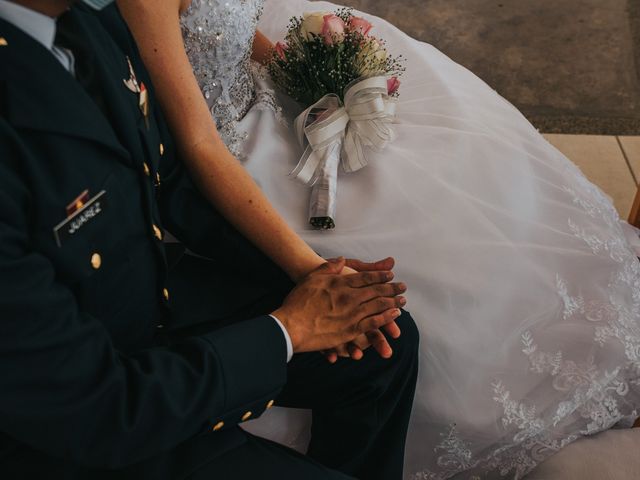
left=275, top=41, right=288, bottom=61
left=322, top=14, right=346, bottom=45
left=387, top=76, right=401, bottom=95
left=348, top=16, right=373, bottom=36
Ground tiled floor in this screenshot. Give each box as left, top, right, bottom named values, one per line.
left=544, top=134, right=640, bottom=219
left=337, top=0, right=640, bottom=135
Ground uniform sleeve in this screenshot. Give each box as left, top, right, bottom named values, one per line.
left=0, top=121, right=288, bottom=469
left=157, top=161, right=283, bottom=269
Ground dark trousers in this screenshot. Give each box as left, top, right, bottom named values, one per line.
left=169, top=254, right=420, bottom=480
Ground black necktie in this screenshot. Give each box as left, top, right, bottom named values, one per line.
left=54, top=11, right=108, bottom=117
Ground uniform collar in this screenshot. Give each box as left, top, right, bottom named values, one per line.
left=0, top=9, right=137, bottom=163
left=0, top=0, right=58, bottom=52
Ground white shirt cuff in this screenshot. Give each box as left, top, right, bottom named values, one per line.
left=269, top=314, right=293, bottom=362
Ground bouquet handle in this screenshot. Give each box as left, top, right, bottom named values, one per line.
left=309, top=144, right=340, bottom=229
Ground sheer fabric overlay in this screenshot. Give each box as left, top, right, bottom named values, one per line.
left=182, top=0, right=640, bottom=478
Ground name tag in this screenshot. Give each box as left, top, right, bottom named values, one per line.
left=53, top=191, right=107, bottom=247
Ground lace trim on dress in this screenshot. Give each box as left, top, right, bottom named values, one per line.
left=411, top=154, right=640, bottom=480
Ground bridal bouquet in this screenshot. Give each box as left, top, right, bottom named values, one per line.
left=267, top=9, right=405, bottom=229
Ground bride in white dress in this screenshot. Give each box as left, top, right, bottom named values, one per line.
left=120, top=0, right=640, bottom=478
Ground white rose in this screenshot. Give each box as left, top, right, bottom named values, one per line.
left=357, top=39, right=388, bottom=75
left=369, top=39, right=388, bottom=63
left=300, top=12, right=327, bottom=40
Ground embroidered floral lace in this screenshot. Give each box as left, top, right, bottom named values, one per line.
left=412, top=160, right=640, bottom=480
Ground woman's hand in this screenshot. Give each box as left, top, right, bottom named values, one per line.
left=294, top=264, right=357, bottom=285
left=340, top=265, right=359, bottom=276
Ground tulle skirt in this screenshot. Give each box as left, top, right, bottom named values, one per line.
left=237, top=1, right=640, bottom=478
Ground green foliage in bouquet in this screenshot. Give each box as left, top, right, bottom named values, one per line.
left=267, top=8, right=405, bottom=106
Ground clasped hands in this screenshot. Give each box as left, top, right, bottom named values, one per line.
left=272, top=257, right=407, bottom=363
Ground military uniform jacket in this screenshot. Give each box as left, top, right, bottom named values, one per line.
left=0, top=5, right=288, bottom=478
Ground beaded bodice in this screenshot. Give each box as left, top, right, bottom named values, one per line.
left=181, top=0, right=265, bottom=155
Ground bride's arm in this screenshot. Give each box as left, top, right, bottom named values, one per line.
left=251, top=30, right=274, bottom=65
left=117, top=0, right=324, bottom=282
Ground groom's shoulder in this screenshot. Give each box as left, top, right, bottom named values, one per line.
left=66, top=3, right=140, bottom=62
left=91, top=4, right=158, bottom=101
left=92, top=3, right=140, bottom=59
left=0, top=16, right=33, bottom=81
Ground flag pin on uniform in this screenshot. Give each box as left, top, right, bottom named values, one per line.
left=123, top=56, right=140, bottom=93
left=123, top=56, right=150, bottom=128
left=0, top=38, right=8, bottom=47
left=139, top=82, right=149, bottom=129
left=66, top=190, right=90, bottom=217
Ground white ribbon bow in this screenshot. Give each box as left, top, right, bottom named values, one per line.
left=289, top=76, right=398, bottom=229
left=290, top=76, right=398, bottom=186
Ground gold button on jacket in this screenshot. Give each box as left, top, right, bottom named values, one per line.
left=212, top=421, right=224, bottom=431
left=152, top=224, right=163, bottom=240
left=241, top=411, right=252, bottom=422
left=90, top=253, right=102, bottom=270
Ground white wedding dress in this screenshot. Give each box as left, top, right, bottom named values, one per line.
left=180, top=1, right=640, bottom=478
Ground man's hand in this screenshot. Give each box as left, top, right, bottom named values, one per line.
left=272, top=258, right=407, bottom=355
left=325, top=257, right=404, bottom=363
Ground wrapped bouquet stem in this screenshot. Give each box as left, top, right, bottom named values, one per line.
left=268, top=9, right=405, bottom=229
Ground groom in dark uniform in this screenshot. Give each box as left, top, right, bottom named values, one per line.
left=0, top=0, right=419, bottom=478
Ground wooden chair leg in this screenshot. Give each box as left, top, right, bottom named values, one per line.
left=629, top=185, right=640, bottom=228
